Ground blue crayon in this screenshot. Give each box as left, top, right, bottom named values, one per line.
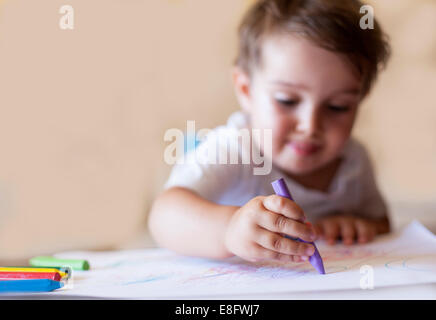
left=271, top=178, right=326, bottom=274
left=0, top=279, right=64, bottom=293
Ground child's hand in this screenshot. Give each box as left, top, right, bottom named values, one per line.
left=314, top=214, right=378, bottom=245
left=224, top=195, right=317, bottom=263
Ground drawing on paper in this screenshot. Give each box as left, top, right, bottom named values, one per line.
left=51, top=221, right=436, bottom=298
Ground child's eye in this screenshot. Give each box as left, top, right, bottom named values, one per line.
left=276, top=99, right=299, bottom=107
left=328, top=105, right=350, bottom=113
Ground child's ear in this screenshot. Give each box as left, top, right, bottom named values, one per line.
left=231, top=66, right=251, bottom=112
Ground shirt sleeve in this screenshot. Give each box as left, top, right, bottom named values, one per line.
left=355, top=143, right=389, bottom=220
left=164, top=129, right=243, bottom=203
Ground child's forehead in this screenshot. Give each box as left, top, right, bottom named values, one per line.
left=255, top=33, right=362, bottom=90
left=260, top=33, right=346, bottom=69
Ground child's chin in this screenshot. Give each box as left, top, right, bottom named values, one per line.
left=274, top=152, right=326, bottom=175
left=277, top=161, right=320, bottom=176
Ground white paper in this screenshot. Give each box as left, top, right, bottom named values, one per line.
left=49, top=221, right=436, bottom=298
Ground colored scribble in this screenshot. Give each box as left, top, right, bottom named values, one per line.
left=320, top=246, right=375, bottom=262
left=385, top=255, right=436, bottom=273
left=122, top=275, right=170, bottom=286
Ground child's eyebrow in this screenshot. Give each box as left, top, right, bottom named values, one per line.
left=268, top=80, right=361, bottom=96
left=268, top=80, right=309, bottom=90
left=330, top=87, right=361, bottom=96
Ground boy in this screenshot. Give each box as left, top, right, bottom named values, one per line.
left=149, top=0, right=391, bottom=264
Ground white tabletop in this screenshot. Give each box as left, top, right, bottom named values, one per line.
left=2, top=202, right=435, bottom=300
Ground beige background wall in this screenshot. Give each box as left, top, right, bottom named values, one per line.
left=0, top=0, right=435, bottom=260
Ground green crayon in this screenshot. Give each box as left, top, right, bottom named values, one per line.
left=29, top=256, right=90, bottom=271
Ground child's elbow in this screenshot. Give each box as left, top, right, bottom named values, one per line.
left=147, top=192, right=168, bottom=245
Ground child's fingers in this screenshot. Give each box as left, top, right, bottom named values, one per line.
left=306, top=221, right=320, bottom=240
left=322, top=219, right=340, bottom=245
left=340, top=220, right=356, bottom=245
left=254, top=227, right=315, bottom=257
left=250, top=245, right=306, bottom=263
left=256, top=210, right=315, bottom=242
left=262, top=195, right=306, bottom=222
left=313, top=223, right=323, bottom=240
left=355, top=220, right=375, bottom=243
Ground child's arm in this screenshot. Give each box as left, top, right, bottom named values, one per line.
left=148, top=186, right=317, bottom=262
left=149, top=186, right=237, bottom=259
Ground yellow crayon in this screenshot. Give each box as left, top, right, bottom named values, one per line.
left=0, top=267, right=69, bottom=279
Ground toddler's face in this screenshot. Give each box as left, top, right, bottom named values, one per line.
left=238, top=34, right=362, bottom=175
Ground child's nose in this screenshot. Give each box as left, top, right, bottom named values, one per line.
left=295, top=106, right=320, bottom=136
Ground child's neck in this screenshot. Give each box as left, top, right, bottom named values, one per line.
left=286, top=158, right=343, bottom=193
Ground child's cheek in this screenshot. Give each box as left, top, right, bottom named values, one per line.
left=269, top=121, right=293, bottom=164
left=249, top=91, right=294, bottom=157
left=323, top=124, right=353, bottom=158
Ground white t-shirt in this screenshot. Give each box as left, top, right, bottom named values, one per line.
left=164, top=112, right=387, bottom=222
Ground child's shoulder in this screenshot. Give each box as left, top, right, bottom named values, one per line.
left=225, top=111, right=250, bottom=129
left=198, top=111, right=250, bottom=146
left=346, top=137, right=367, bottom=154
left=342, top=137, right=375, bottom=172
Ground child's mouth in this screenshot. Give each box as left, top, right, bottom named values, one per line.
left=287, top=141, right=322, bottom=156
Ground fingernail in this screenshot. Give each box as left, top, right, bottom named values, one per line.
left=305, top=230, right=315, bottom=240
left=306, top=247, right=315, bottom=256
left=301, top=256, right=309, bottom=261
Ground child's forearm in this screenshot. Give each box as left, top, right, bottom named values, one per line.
left=148, top=187, right=239, bottom=259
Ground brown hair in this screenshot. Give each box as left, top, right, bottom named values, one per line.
left=235, top=0, right=391, bottom=96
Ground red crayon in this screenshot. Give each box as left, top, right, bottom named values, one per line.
left=0, top=271, right=62, bottom=281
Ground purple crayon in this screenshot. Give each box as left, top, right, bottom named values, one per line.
left=271, top=178, right=325, bottom=274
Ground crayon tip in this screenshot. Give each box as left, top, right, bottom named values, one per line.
left=309, top=246, right=326, bottom=275
left=312, top=258, right=326, bottom=274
